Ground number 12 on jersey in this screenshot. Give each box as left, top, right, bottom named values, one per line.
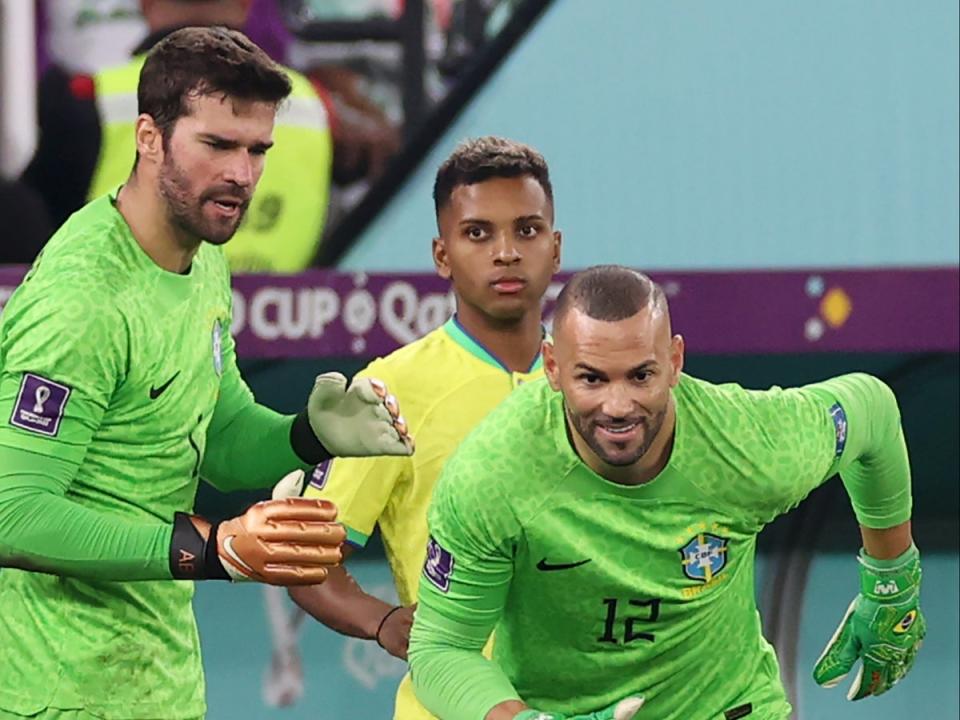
left=597, top=598, right=661, bottom=644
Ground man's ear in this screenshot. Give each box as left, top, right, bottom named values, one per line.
left=134, top=114, right=164, bottom=165
left=670, top=334, right=685, bottom=387
left=543, top=339, right=561, bottom=391
left=433, top=236, right=451, bottom=280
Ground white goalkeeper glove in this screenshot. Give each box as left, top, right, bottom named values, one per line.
left=170, top=470, right=346, bottom=585
left=305, top=372, right=414, bottom=457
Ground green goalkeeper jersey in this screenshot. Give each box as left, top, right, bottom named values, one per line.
left=410, top=373, right=911, bottom=720
left=0, top=192, right=284, bottom=719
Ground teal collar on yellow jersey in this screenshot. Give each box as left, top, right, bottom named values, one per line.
left=443, top=315, right=545, bottom=374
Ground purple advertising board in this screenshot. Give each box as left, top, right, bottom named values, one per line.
left=0, top=266, right=956, bottom=358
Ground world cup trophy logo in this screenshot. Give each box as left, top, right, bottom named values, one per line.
left=33, top=385, right=51, bottom=414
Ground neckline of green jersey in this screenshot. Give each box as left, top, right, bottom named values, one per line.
left=550, top=378, right=686, bottom=492
left=108, top=187, right=196, bottom=279
left=443, top=315, right=544, bottom=374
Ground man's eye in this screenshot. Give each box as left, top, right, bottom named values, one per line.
left=466, top=227, right=487, bottom=240
left=518, top=225, right=539, bottom=238
left=578, top=374, right=600, bottom=384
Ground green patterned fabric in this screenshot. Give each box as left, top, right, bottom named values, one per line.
left=0, top=191, right=240, bottom=719
left=0, top=710, right=202, bottom=720
left=410, top=373, right=911, bottom=720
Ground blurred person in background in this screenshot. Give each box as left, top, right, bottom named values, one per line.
left=280, top=0, right=452, bottom=222
left=305, top=64, right=401, bottom=186
left=283, top=136, right=562, bottom=720
left=0, top=25, right=415, bottom=720
left=23, top=0, right=333, bottom=273
left=37, top=0, right=147, bottom=75
left=0, top=179, right=53, bottom=264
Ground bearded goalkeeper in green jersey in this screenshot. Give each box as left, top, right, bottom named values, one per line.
left=409, top=265, right=924, bottom=720
left=0, top=27, right=413, bottom=720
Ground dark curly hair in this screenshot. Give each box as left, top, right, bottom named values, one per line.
left=137, top=26, right=291, bottom=150
left=433, top=136, right=554, bottom=217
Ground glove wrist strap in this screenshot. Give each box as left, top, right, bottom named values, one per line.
left=169, top=513, right=229, bottom=580
left=290, top=408, right=333, bottom=464
left=858, top=543, right=921, bottom=602
left=170, top=512, right=209, bottom=579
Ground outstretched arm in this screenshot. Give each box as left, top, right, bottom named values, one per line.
left=288, top=544, right=415, bottom=659
left=408, top=534, right=521, bottom=719
left=805, top=373, right=923, bottom=700
left=411, top=548, right=643, bottom=720
left=201, top=329, right=412, bottom=493
left=0, top=446, right=171, bottom=579
left=0, top=444, right=342, bottom=584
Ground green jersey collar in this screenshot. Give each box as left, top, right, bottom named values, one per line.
left=443, top=316, right=544, bottom=374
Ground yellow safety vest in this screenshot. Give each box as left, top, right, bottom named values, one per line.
left=89, top=54, right=333, bottom=273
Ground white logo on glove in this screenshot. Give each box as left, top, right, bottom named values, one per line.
left=874, top=580, right=899, bottom=595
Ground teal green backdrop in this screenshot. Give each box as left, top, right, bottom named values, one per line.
left=340, top=0, right=959, bottom=272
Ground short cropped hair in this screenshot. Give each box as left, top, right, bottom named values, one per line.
left=553, top=265, right=666, bottom=327
left=433, top=136, right=553, bottom=217
left=138, top=26, right=291, bottom=147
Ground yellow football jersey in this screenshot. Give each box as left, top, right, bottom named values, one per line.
left=305, top=317, right=543, bottom=720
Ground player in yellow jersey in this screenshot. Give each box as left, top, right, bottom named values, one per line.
left=284, top=136, right=562, bottom=719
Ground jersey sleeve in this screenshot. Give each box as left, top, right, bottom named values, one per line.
left=802, top=373, right=911, bottom=528
left=408, top=444, right=522, bottom=720
left=304, top=453, right=410, bottom=547
left=0, top=273, right=124, bottom=462
left=728, top=373, right=911, bottom=528
left=0, top=444, right=171, bottom=579
left=0, top=275, right=171, bottom=579
left=200, top=317, right=307, bottom=492
left=302, top=362, right=409, bottom=547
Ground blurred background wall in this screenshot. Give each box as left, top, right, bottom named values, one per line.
left=342, top=0, right=959, bottom=271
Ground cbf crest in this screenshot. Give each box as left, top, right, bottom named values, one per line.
left=211, top=319, right=224, bottom=376
left=679, top=533, right=729, bottom=583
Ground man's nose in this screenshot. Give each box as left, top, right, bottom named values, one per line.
left=492, top=232, right=521, bottom=264
left=601, top=384, right=635, bottom=419
left=224, top=151, right=253, bottom=187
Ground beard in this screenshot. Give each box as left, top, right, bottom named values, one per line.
left=567, top=402, right=668, bottom=467
left=158, top=155, right=249, bottom=246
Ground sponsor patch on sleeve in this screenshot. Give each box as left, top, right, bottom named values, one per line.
left=829, top=402, right=848, bottom=457
left=423, top=535, right=455, bottom=593
left=308, top=460, right=332, bottom=490
left=9, top=373, right=71, bottom=437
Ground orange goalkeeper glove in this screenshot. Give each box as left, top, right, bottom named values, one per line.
left=169, top=470, right=345, bottom=585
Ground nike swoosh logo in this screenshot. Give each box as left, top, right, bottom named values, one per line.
left=221, top=535, right=254, bottom=581
left=149, top=371, right=180, bottom=400
left=536, top=557, right=592, bottom=572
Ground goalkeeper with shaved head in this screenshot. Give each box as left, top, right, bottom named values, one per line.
left=409, top=265, right=924, bottom=720
left=0, top=27, right=412, bottom=720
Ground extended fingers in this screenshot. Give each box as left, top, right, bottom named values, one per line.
left=258, top=497, right=339, bottom=523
